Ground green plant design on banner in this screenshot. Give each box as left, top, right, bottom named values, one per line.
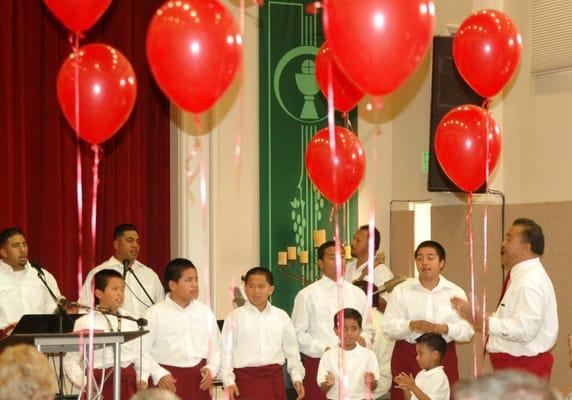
left=259, top=0, right=358, bottom=313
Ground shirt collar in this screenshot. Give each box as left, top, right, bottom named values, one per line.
left=244, top=300, right=271, bottom=314
left=422, top=365, right=445, bottom=375
left=413, top=275, right=455, bottom=292
left=319, top=275, right=338, bottom=287
left=165, top=293, right=195, bottom=310
left=510, top=257, right=541, bottom=278
left=0, top=259, right=31, bottom=274
left=109, top=256, right=142, bottom=269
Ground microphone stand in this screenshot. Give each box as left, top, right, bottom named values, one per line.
left=30, top=262, right=67, bottom=400
left=123, top=259, right=155, bottom=307
left=94, top=306, right=148, bottom=330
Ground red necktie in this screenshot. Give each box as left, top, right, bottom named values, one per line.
left=496, top=270, right=511, bottom=309
left=484, top=270, right=511, bottom=353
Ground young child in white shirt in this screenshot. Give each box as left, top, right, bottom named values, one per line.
left=64, top=269, right=152, bottom=399
left=394, top=333, right=450, bottom=400
left=221, top=267, right=305, bottom=400
left=143, top=258, right=220, bottom=400
left=317, top=308, right=380, bottom=400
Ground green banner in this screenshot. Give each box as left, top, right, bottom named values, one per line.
left=259, top=0, right=358, bottom=313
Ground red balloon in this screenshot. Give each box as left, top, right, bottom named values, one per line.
left=435, top=105, right=501, bottom=193
left=315, top=42, right=364, bottom=113
left=453, top=9, right=522, bottom=98
left=57, top=44, right=137, bottom=145
left=305, top=126, right=365, bottom=205
left=146, top=0, right=242, bottom=114
left=44, top=0, right=111, bottom=33
left=326, top=0, right=435, bottom=96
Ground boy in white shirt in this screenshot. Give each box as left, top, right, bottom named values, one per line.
left=221, top=267, right=305, bottom=400
left=317, top=308, right=379, bottom=400
left=394, top=333, right=450, bottom=400
left=143, top=258, right=220, bottom=399
left=64, top=269, right=151, bottom=399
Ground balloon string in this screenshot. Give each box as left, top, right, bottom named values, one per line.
left=482, top=98, right=491, bottom=110
left=90, top=144, right=102, bottom=260
left=71, top=32, right=84, bottom=296
left=467, top=193, right=478, bottom=378
left=333, top=206, right=347, bottom=400
left=480, top=106, right=492, bottom=373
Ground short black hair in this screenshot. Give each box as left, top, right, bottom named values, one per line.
left=513, top=218, right=544, bottom=256
left=0, top=227, right=24, bottom=247
left=416, top=333, right=447, bottom=359
left=334, top=308, right=363, bottom=329
left=359, top=225, right=381, bottom=252
left=113, top=224, right=138, bottom=240
left=163, top=258, right=196, bottom=292
left=318, top=240, right=336, bottom=260
left=94, top=269, right=123, bottom=305
left=244, top=267, right=274, bottom=286
left=415, top=240, right=446, bottom=261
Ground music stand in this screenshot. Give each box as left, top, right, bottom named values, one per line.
left=12, top=313, right=81, bottom=334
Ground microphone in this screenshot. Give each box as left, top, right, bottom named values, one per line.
left=30, top=260, right=45, bottom=277
left=123, top=259, right=130, bottom=281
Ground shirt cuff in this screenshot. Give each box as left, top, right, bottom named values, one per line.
left=150, top=365, right=171, bottom=386
left=487, top=316, right=500, bottom=336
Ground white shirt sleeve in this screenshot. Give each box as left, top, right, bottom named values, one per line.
left=205, top=309, right=221, bottom=377
left=316, top=350, right=331, bottom=386
left=444, top=289, right=474, bottom=343
left=415, top=369, right=450, bottom=400
left=291, top=291, right=327, bottom=356
left=283, top=314, right=305, bottom=383
left=381, top=286, right=412, bottom=340
left=488, top=284, right=545, bottom=342
left=220, top=313, right=236, bottom=387
left=143, top=307, right=171, bottom=385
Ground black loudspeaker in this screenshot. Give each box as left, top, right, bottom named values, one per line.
left=428, top=36, right=485, bottom=193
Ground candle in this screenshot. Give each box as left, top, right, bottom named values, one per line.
left=313, top=229, right=326, bottom=247
left=344, top=245, right=352, bottom=260
left=287, top=246, right=297, bottom=260
left=277, top=251, right=287, bottom=266
left=299, top=250, right=309, bottom=264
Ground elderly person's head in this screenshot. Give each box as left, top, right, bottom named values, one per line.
left=130, top=388, right=182, bottom=400
left=0, top=344, right=56, bottom=400
left=454, top=370, right=561, bottom=400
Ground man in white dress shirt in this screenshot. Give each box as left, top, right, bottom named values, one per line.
left=345, top=225, right=393, bottom=311
left=78, top=223, right=164, bottom=318
left=453, top=218, right=558, bottom=379
left=0, top=227, right=62, bottom=336
left=292, top=240, right=373, bottom=400
left=384, top=240, right=473, bottom=400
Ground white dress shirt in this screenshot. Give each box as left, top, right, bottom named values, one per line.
left=370, top=308, right=394, bottom=397
left=411, top=366, right=450, bottom=400
left=317, top=345, right=380, bottom=400
left=220, top=301, right=305, bottom=387
left=0, top=260, right=61, bottom=329
left=143, top=294, right=221, bottom=384
left=63, top=308, right=155, bottom=388
left=487, top=257, right=558, bottom=356
left=345, top=260, right=393, bottom=288
left=382, top=276, right=474, bottom=344
left=291, top=276, right=373, bottom=358
left=78, top=257, right=164, bottom=317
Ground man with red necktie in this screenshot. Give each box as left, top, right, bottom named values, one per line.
left=453, top=218, right=558, bottom=379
